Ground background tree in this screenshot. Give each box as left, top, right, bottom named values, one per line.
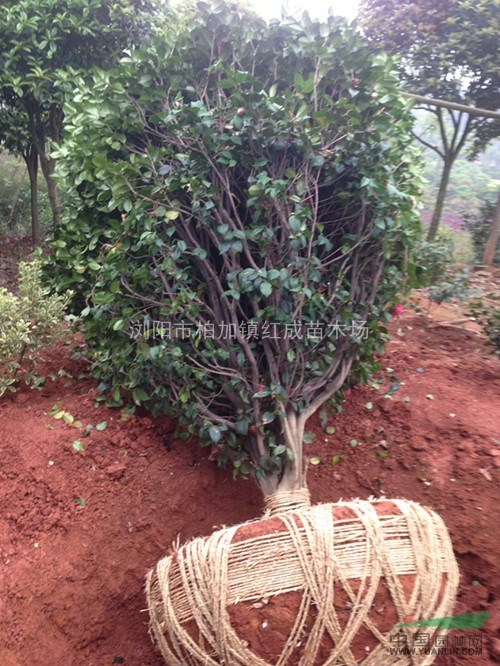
left=47, top=3, right=422, bottom=496
left=0, top=0, right=161, bottom=240
left=359, top=0, right=500, bottom=241
left=0, top=104, right=42, bottom=243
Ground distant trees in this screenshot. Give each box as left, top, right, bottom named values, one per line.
left=0, top=0, right=161, bottom=243
left=359, top=0, right=500, bottom=241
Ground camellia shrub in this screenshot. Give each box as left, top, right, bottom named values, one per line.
left=49, top=3, right=423, bottom=493
left=48, top=4, right=458, bottom=663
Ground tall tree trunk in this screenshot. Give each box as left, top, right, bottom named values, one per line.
left=426, top=156, right=453, bottom=242
left=483, top=189, right=500, bottom=266
left=38, top=152, right=61, bottom=227
left=23, top=145, right=40, bottom=246
left=27, top=100, right=62, bottom=227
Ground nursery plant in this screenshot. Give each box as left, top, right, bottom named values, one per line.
left=50, top=2, right=423, bottom=495
left=48, top=3, right=458, bottom=663
left=0, top=259, right=72, bottom=396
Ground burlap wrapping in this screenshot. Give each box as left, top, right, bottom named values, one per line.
left=146, top=492, right=459, bottom=665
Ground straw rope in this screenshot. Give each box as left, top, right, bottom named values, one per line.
left=146, top=495, right=459, bottom=666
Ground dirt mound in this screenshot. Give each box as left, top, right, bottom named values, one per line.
left=0, top=312, right=499, bottom=665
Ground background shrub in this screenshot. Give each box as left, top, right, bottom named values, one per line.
left=463, top=198, right=500, bottom=266
left=0, top=258, right=72, bottom=395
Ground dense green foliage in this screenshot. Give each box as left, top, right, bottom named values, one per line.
left=47, top=2, right=422, bottom=493
left=0, top=259, right=72, bottom=396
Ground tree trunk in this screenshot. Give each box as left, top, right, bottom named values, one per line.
left=39, top=153, right=61, bottom=227
left=483, top=190, right=500, bottom=266
left=23, top=146, right=40, bottom=246
left=26, top=101, right=62, bottom=227
left=257, top=411, right=305, bottom=498
left=276, top=411, right=305, bottom=494
left=427, top=156, right=453, bottom=242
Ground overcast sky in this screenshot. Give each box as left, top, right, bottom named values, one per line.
left=248, top=0, right=360, bottom=22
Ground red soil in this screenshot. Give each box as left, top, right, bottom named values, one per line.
left=1, top=285, right=499, bottom=664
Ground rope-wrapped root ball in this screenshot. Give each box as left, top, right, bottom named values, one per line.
left=146, top=492, right=459, bottom=665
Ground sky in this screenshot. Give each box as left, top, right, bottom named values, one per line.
left=248, top=0, right=360, bottom=22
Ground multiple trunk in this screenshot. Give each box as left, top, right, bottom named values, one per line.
left=21, top=98, right=63, bottom=244
left=424, top=107, right=472, bottom=242
left=256, top=360, right=354, bottom=498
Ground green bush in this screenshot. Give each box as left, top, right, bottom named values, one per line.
left=463, top=199, right=500, bottom=266
left=0, top=259, right=72, bottom=395
left=428, top=268, right=477, bottom=305
left=468, top=298, right=500, bottom=356
left=406, top=236, right=454, bottom=288
left=47, top=1, right=422, bottom=494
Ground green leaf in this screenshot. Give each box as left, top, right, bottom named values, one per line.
left=261, top=411, right=275, bottom=424
left=72, top=440, right=84, bottom=451
left=132, top=388, right=149, bottom=404
left=309, top=456, right=322, bottom=465
left=259, top=281, right=272, bottom=297
left=208, top=425, right=222, bottom=443
left=95, top=421, right=107, bottom=431
left=288, top=216, right=302, bottom=233
left=349, top=439, right=358, bottom=448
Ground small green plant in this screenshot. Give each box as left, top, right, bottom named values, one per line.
left=407, top=236, right=454, bottom=288
left=0, top=259, right=72, bottom=396
left=428, top=268, right=477, bottom=306
left=468, top=299, right=500, bottom=356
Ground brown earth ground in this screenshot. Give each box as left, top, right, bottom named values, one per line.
left=0, top=237, right=499, bottom=665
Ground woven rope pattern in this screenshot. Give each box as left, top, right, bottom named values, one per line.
left=146, top=497, right=459, bottom=666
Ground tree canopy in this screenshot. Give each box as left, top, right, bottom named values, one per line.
left=359, top=0, right=500, bottom=240
left=47, top=1, right=422, bottom=495
left=0, top=0, right=162, bottom=240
